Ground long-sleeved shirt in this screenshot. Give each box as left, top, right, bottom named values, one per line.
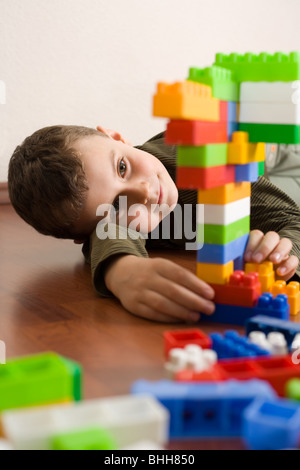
left=82, top=132, right=300, bottom=297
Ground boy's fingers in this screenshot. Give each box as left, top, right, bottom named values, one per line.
left=137, top=293, right=202, bottom=323
left=248, top=231, right=280, bottom=263
left=268, top=238, right=293, bottom=264
left=276, top=255, right=299, bottom=280
left=244, top=230, right=264, bottom=261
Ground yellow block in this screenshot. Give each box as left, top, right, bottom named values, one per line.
left=153, top=80, right=220, bottom=121
left=198, top=182, right=251, bottom=204
left=197, top=261, right=234, bottom=285
left=272, top=280, right=300, bottom=316
left=245, top=261, right=275, bottom=293
left=227, top=131, right=265, bottom=164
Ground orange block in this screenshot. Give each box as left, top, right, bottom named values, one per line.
left=197, top=182, right=251, bottom=204
left=153, top=81, right=220, bottom=121
left=197, top=261, right=234, bottom=285
left=245, top=261, right=275, bottom=293
left=227, top=131, right=266, bottom=164
left=272, top=280, right=300, bottom=315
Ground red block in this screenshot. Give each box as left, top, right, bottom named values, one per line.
left=165, top=119, right=228, bottom=145
left=163, top=329, right=212, bottom=358
left=175, top=355, right=300, bottom=397
left=210, top=271, right=262, bottom=307
left=176, top=165, right=235, bottom=190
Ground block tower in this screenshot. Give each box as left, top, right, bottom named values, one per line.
left=153, top=52, right=300, bottom=322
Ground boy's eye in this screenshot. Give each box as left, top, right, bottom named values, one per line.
left=119, top=158, right=126, bottom=177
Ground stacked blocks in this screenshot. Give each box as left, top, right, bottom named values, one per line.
left=153, top=51, right=300, bottom=321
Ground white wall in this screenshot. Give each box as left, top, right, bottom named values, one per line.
left=1, top=0, right=300, bottom=181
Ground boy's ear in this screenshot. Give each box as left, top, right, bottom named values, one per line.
left=96, top=125, right=132, bottom=146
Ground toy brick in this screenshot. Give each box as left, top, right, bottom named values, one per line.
left=202, top=197, right=250, bottom=225
left=1, top=395, right=169, bottom=450
left=227, top=121, right=239, bottom=141
left=239, top=122, right=300, bottom=144
left=197, top=182, right=251, bottom=204
left=176, top=164, right=235, bottom=190
left=258, top=160, right=265, bottom=176
left=197, top=233, right=249, bottom=264
left=255, top=293, right=290, bottom=319
left=165, top=119, right=228, bottom=145
left=235, top=162, right=259, bottom=183
left=214, top=51, right=300, bottom=82
left=240, top=81, right=298, bottom=103
left=50, top=426, right=117, bottom=450
left=196, top=260, right=234, bottom=285
left=176, top=143, right=228, bottom=167
left=242, top=397, right=300, bottom=450
left=131, top=379, right=275, bottom=439
left=209, top=270, right=262, bottom=307
left=239, top=102, right=300, bottom=125
left=164, top=345, right=217, bottom=379
left=197, top=215, right=250, bottom=245
left=227, top=101, right=238, bottom=121
left=0, top=352, right=81, bottom=413
left=244, top=261, right=275, bottom=293
left=153, top=81, right=220, bottom=121
left=285, top=378, right=300, bottom=401
left=246, top=315, right=300, bottom=349
left=163, top=329, right=212, bottom=358
left=187, top=65, right=239, bottom=101
left=227, top=131, right=265, bottom=164
left=271, top=280, right=300, bottom=316
left=210, top=330, right=270, bottom=360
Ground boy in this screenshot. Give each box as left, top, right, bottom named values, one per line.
left=8, top=125, right=300, bottom=323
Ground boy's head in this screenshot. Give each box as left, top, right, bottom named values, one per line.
left=8, top=125, right=178, bottom=241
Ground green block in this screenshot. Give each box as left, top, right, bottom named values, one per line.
left=285, top=378, right=300, bottom=401
left=177, top=144, right=228, bottom=167
left=239, top=123, right=300, bottom=144
left=197, top=216, right=250, bottom=244
left=258, top=160, right=265, bottom=176
left=59, top=355, right=83, bottom=402
left=0, top=352, right=82, bottom=412
left=187, top=65, right=239, bottom=101
left=215, top=51, right=300, bottom=82
left=51, top=427, right=117, bottom=450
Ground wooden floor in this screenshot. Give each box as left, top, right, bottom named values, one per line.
left=2, top=203, right=294, bottom=450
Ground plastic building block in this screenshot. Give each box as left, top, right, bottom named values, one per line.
left=291, top=334, right=300, bottom=353
left=197, top=233, right=249, bottom=264
left=235, top=162, right=259, bottom=183
left=209, top=270, right=261, bottom=307
left=131, top=379, right=275, bottom=439
left=202, top=197, right=250, bottom=225
left=164, top=345, right=217, bottom=379
left=210, top=330, right=270, bottom=360
left=239, top=122, right=300, bottom=144
left=187, top=65, right=239, bottom=101
left=271, top=280, right=300, bottom=316
left=240, top=81, right=298, bottom=103
left=254, top=293, right=290, bottom=319
left=176, top=164, right=235, bottom=190
left=214, top=51, right=300, bottom=82
left=196, top=260, right=234, bottom=285
left=227, top=121, right=239, bottom=140
left=244, top=261, right=275, bottom=293
left=285, top=378, right=300, bottom=401
left=165, top=119, right=228, bottom=145
left=176, top=143, right=228, bottom=167
left=0, top=352, right=82, bottom=413
left=163, top=329, right=212, bottom=357
left=258, top=160, right=265, bottom=176
left=248, top=330, right=288, bottom=356
left=198, top=215, right=250, bottom=244
left=153, top=81, right=220, bottom=121
left=246, top=315, right=300, bottom=350
left=197, top=182, right=251, bottom=204
left=239, top=102, right=300, bottom=125
left=227, top=132, right=265, bottom=164
left=1, top=395, right=169, bottom=450
left=50, top=427, right=117, bottom=450
left=227, top=101, right=238, bottom=121
left=242, top=397, right=300, bottom=450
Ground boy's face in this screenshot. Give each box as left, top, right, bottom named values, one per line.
left=73, top=134, right=178, bottom=238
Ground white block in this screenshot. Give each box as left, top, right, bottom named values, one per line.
left=240, top=81, right=299, bottom=103
left=239, top=102, right=300, bottom=125
left=203, top=197, right=250, bottom=225
left=1, top=395, right=169, bottom=450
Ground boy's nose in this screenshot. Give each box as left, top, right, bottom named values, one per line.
left=127, top=181, right=150, bottom=205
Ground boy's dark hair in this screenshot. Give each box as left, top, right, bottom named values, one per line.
left=8, top=125, right=105, bottom=239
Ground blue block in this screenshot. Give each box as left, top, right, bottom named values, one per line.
left=228, top=121, right=239, bottom=141
left=131, top=379, right=276, bottom=439
left=235, top=162, right=259, bottom=183
left=227, top=101, right=238, bottom=122
left=210, top=330, right=270, bottom=360
left=197, top=233, right=249, bottom=264
left=234, top=255, right=244, bottom=271
left=246, top=315, right=300, bottom=350
left=242, top=397, right=300, bottom=450
left=201, top=294, right=289, bottom=326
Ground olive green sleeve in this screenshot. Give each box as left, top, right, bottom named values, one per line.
left=85, top=223, right=149, bottom=297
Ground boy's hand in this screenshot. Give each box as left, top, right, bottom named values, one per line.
left=244, top=230, right=299, bottom=281
left=104, top=255, right=215, bottom=323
